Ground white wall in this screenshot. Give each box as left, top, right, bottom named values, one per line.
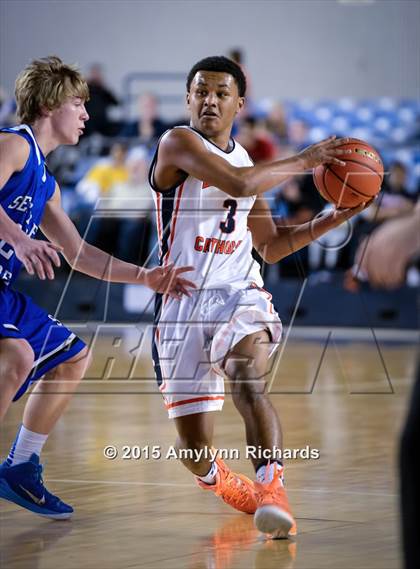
left=1, top=0, right=419, bottom=101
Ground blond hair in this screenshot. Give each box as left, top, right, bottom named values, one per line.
left=15, top=56, right=89, bottom=124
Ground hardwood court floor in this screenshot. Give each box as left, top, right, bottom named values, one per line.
left=0, top=335, right=417, bottom=569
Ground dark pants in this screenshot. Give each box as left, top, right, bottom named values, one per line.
left=400, top=364, right=420, bottom=569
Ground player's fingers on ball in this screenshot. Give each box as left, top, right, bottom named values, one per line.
left=333, top=137, right=349, bottom=147
left=331, top=157, right=346, bottom=166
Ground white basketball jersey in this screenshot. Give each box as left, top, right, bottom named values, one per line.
left=149, top=126, right=264, bottom=290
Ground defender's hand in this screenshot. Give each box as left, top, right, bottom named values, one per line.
left=299, top=136, right=351, bottom=169
left=141, top=263, right=196, bottom=299
left=13, top=234, right=62, bottom=280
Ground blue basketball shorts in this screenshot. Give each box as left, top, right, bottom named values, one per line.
left=0, top=284, right=86, bottom=401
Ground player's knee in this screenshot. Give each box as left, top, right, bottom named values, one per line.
left=2, top=351, right=34, bottom=391
left=226, top=358, right=266, bottom=384
left=59, top=347, right=92, bottom=382
left=77, top=346, right=93, bottom=373
left=231, top=379, right=266, bottom=409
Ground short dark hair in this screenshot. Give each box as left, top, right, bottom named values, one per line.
left=186, top=56, right=246, bottom=97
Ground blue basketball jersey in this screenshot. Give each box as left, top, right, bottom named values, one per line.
left=0, top=124, right=56, bottom=286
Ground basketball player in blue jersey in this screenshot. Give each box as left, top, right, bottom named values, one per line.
left=0, top=56, right=195, bottom=519
left=149, top=56, right=371, bottom=539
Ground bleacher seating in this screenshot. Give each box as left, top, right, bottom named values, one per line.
left=278, top=98, right=419, bottom=191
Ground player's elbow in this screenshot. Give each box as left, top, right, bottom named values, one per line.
left=254, top=243, right=279, bottom=265
left=261, top=251, right=280, bottom=265
left=255, top=240, right=292, bottom=264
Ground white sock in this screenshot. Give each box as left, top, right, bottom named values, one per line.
left=256, top=462, right=284, bottom=485
left=6, top=425, right=48, bottom=466
left=198, top=461, right=218, bottom=485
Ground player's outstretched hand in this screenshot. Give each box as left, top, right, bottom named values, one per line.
left=299, top=136, right=351, bottom=169
left=141, top=263, right=196, bottom=299
left=14, top=234, right=62, bottom=280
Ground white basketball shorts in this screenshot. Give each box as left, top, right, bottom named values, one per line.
left=152, top=284, right=282, bottom=419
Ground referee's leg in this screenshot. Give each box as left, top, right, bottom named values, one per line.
left=400, top=364, right=420, bottom=569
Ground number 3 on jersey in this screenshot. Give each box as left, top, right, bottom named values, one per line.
left=220, top=199, right=237, bottom=234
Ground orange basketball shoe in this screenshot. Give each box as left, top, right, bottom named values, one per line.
left=254, top=464, right=297, bottom=539
left=196, top=457, right=258, bottom=514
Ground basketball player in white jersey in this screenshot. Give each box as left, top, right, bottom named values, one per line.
left=149, top=56, right=368, bottom=538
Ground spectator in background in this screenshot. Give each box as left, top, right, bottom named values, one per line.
left=265, top=101, right=289, bottom=145
left=120, top=92, right=168, bottom=144
left=236, top=116, right=279, bottom=163
left=228, top=48, right=251, bottom=96
left=84, top=63, right=120, bottom=137
left=287, top=119, right=310, bottom=151
left=276, top=174, right=321, bottom=225
left=75, top=142, right=129, bottom=253
left=227, top=48, right=252, bottom=118
left=104, top=146, right=154, bottom=265
left=76, top=142, right=129, bottom=203
left=76, top=144, right=153, bottom=264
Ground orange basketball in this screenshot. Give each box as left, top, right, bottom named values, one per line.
left=313, top=138, right=384, bottom=208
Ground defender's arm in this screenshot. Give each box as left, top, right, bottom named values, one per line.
left=41, top=185, right=195, bottom=296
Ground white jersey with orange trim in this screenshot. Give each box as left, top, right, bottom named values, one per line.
left=149, top=126, right=264, bottom=290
